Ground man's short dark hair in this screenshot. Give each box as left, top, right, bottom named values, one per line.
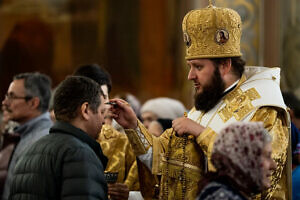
left=53, top=76, right=104, bottom=122
left=73, top=64, right=112, bottom=93
left=14, top=72, right=52, bottom=112
left=211, top=57, right=245, bottom=78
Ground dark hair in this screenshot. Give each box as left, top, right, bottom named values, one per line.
left=53, top=76, right=103, bottom=122
left=211, top=57, right=245, bottom=78
left=157, top=118, right=172, bottom=131
left=49, top=87, right=57, bottom=111
left=282, top=91, right=300, bottom=118
left=13, top=72, right=52, bottom=112
left=73, top=64, right=112, bottom=93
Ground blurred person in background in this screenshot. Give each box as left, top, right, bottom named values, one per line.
left=148, top=118, right=172, bottom=137
left=1, top=72, right=52, bottom=200
left=140, top=97, right=186, bottom=129
left=8, top=76, right=108, bottom=200
left=282, top=91, right=300, bottom=155
left=74, top=64, right=141, bottom=200
left=197, top=122, right=276, bottom=200
left=292, top=143, right=300, bottom=199
left=289, top=91, right=300, bottom=199
left=0, top=111, right=19, bottom=134
left=0, top=111, right=19, bottom=196
left=282, top=92, right=300, bottom=130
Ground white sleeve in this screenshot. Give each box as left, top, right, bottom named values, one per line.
left=137, top=147, right=153, bottom=170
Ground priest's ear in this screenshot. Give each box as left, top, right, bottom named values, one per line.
left=218, top=58, right=232, bottom=77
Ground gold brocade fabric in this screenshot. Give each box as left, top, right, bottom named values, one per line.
left=139, top=127, right=206, bottom=200
left=196, top=127, right=217, bottom=172
left=136, top=159, right=160, bottom=200
left=159, top=131, right=205, bottom=200
left=218, top=87, right=261, bottom=122
left=97, top=124, right=139, bottom=191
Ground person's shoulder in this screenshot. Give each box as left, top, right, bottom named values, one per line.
left=60, top=136, right=104, bottom=168
left=292, top=166, right=300, bottom=198
left=198, top=181, right=245, bottom=200
left=23, top=114, right=52, bottom=141
left=24, top=133, right=75, bottom=152
left=239, top=68, right=287, bottom=113
left=54, top=133, right=92, bottom=150
left=14, top=134, right=71, bottom=164
left=243, top=66, right=280, bottom=82
left=29, top=133, right=91, bottom=156
left=199, top=181, right=225, bottom=196
left=293, top=165, right=300, bottom=176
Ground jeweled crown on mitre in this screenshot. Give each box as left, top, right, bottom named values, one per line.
left=182, top=0, right=242, bottom=59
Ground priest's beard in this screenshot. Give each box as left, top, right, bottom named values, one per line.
left=194, top=68, right=225, bottom=112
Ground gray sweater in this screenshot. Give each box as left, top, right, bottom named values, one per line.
left=2, top=112, right=52, bottom=200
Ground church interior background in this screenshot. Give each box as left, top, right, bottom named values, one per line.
left=0, top=0, right=299, bottom=108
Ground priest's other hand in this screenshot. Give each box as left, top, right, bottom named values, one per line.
left=109, top=98, right=138, bottom=129
left=172, top=117, right=204, bottom=137
left=108, top=183, right=129, bottom=200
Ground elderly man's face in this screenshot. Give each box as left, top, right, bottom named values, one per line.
left=2, top=79, right=33, bottom=124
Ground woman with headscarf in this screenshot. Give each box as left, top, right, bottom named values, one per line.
left=140, top=97, right=186, bottom=129
left=197, top=122, right=277, bottom=200
left=148, top=118, right=173, bottom=137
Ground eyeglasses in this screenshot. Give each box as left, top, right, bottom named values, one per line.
left=4, top=93, right=32, bottom=101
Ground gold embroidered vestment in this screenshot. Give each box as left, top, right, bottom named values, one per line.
left=98, top=124, right=139, bottom=191
left=125, top=69, right=291, bottom=200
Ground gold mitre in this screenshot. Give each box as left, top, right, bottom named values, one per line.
left=182, top=2, right=242, bottom=60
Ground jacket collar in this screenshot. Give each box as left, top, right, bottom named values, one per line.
left=50, top=121, right=108, bottom=168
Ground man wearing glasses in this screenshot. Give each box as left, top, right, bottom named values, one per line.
left=1, top=72, right=53, bottom=200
